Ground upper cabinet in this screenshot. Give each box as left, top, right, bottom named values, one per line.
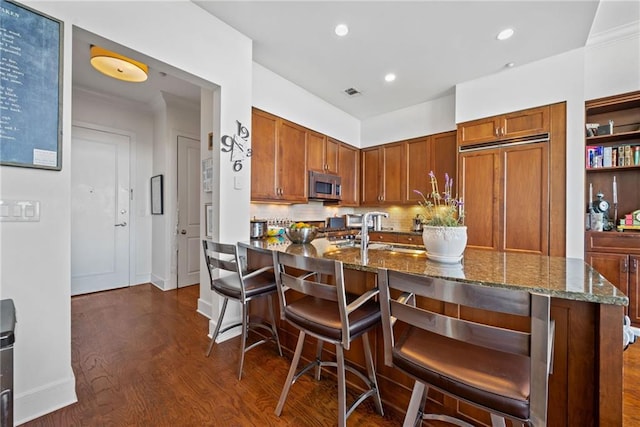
left=251, top=109, right=279, bottom=201
left=337, top=142, right=359, bottom=206
left=361, top=142, right=405, bottom=206
left=405, top=131, right=457, bottom=203
left=251, top=108, right=307, bottom=203
left=251, top=108, right=358, bottom=205
left=307, top=131, right=339, bottom=174
left=360, top=130, right=457, bottom=206
left=458, top=105, right=550, bottom=146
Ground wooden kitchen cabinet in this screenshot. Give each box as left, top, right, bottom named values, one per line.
left=583, top=91, right=640, bottom=325
left=457, top=102, right=565, bottom=257
left=368, top=232, right=397, bottom=243
left=307, top=131, right=338, bottom=174
left=586, top=231, right=640, bottom=325
left=458, top=105, right=549, bottom=146
left=337, top=141, right=359, bottom=206
left=361, top=142, right=404, bottom=205
left=251, top=108, right=307, bottom=203
left=405, top=131, right=457, bottom=204
left=396, top=233, right=422, bottom=245
left=459, top=136, right=549, bottom=254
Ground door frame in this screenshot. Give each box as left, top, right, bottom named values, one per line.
left=72, top=120, right=138, bottom=286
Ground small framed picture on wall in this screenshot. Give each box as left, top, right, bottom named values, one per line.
left=151, top=174, right=164, bottom=215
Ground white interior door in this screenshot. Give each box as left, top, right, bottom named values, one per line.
left=177, top=135, right=201, bottom=287
left=71, top=125, right=130, bottom=295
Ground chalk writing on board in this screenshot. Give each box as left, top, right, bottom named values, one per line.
left=0, top=0, right=63, bottom=170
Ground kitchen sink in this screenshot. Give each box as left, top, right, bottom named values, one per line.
left=331, top=240, right=426, bottom=255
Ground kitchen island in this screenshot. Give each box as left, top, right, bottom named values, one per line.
left=240, top=237, right=627, bottom=426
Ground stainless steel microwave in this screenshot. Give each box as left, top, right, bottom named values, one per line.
left=308, top=171, right=341, bottom=201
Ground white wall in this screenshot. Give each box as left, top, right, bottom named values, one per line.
left=4, top=1, right=253, bottom=424
left=72, top=88, right=154, bottom=285
left=253, top=63, right=361, bottom=145
left=360, top=94, right=457, bottom=147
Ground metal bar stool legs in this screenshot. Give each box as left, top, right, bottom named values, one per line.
left=275, top=330, right=307, bottom=417
left=205, top=297, right=231, bottom=357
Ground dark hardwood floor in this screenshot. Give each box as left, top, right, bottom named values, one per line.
left=22, top=284, right=402, bottom=427
left=22, top=283, right=640, bottom=426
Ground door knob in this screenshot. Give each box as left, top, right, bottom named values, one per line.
left=115, top=222, right=127, bottom=227
left=181, top=229, right=187, bottom=234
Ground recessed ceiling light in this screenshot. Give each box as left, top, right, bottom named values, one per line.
left=335, top=24, right=349, bottom=37
left=384, top=73, right=396, bottom=82
left=505, top=62, right=515, bottom=68
left=497, top=28, right=514, bottom=41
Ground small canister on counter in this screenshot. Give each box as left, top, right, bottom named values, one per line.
left=250, top=218, right=267, bottom=239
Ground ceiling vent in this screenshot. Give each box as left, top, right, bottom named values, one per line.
left=343, top=87, right=362, bottom=97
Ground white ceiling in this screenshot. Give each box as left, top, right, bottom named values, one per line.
left=72, top=1, right=640, bottom=119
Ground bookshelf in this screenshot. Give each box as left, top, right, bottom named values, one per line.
left=584, top=90, right=640, bottom=326
left=585, top=90, right=640, bottom=228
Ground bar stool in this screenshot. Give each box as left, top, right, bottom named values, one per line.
left=272, top=251, right=384, bottom=427
left=202, top=240, right=282, bottom=380
left=378, top=268, right=554, bottom=427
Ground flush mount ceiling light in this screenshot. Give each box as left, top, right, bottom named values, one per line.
left=497, top=28, right=515, bottom=41
left=384, top=73, right=396, bottom=82
left=334, top=24, right=349, bottom=37
left=90, top=45, right=148, bottom=82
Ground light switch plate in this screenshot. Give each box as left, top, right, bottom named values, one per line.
left=0, top=200, right=40, bottom=222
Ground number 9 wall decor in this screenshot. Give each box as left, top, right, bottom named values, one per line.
left=220, top=120, right=251, bottom=172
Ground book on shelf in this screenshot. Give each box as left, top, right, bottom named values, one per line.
left=586, top=144, right=639, bottom=168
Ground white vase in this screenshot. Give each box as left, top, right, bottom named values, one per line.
left=422, top=225, right=467, bottom=263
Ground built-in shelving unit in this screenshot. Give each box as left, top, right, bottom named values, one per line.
left=584, top=90, right=640, bottom=326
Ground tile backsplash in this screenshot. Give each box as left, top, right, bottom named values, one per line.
left=250, top=202, right=424, bottom=232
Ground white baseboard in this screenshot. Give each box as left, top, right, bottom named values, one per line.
left=15, top=374, right=77, bottom=425
left=197, top=297, right=212, bottom=319
left=150, top=275, right=165, bottom=290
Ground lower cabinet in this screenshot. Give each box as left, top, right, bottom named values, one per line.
left=368, top=232, right=422, bottom=245
left=586, top=231, right=640, bottom=325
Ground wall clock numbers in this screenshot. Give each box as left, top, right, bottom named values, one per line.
left=221, top=120, right=251, bottom=172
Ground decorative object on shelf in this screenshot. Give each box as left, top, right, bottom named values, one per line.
left=414, top=171, right=467, bottom=261
left=221, top=120, right=251, bottom=172
left=150, top=174, right=163, bottom=215
left=591, top=192, right=612, bottom=231
left=202, top=158, right=213, bottom=192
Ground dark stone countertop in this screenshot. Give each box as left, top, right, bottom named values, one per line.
left=241, top=237, right=628, bottom=306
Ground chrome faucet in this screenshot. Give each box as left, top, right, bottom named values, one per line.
left=360, top=211, right=389, bottom=263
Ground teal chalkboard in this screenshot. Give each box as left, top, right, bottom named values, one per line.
left=0, top=0, right=63, bottom=170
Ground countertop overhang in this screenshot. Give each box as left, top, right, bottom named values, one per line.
left=241, top=237, right=628, bottom=306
